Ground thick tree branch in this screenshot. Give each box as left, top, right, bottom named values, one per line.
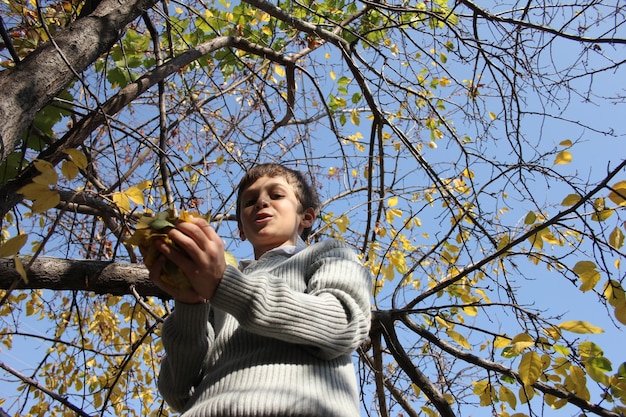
left=0, top=0, right=160, bottom=165
left=0, top=257, right=167, bottom=298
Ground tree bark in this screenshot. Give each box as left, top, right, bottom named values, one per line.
left=0, top=0, right=159, bottom=166
left=0, top=257, right=169, bottom=298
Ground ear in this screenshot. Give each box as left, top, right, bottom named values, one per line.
left=300, top=207, right=316, bottom=229
left=238, top=222, right=246, bottom=241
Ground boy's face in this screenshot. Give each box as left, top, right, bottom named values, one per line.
left=239, top=175, right=315, bottom=259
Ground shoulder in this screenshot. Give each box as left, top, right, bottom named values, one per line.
left=300, top=238, right=360, bottom=261
left=307, top=237, right=352, bottom=251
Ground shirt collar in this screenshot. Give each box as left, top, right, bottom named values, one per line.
left=239, top=237, right=308, bottom=269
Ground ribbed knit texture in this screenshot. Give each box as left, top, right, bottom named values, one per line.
left=158, top=238, right=372, bottom=417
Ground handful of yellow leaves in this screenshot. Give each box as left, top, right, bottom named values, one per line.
left=126, top=210, right=197, bottom=290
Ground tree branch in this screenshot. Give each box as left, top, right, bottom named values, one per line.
left=0, top=257, right=168, bottom=298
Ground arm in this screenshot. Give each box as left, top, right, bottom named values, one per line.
left=157, top=301, right=214, bottom=412
left=210, top=239, right=372, bottom=359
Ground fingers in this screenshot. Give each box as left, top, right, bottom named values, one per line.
left=170, top=218, right=223, bottom=258
left=146, top=251, right=205, bottom=304
left=155, top=218, right=226, bottom=301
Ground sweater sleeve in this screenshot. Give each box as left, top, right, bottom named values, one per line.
left=157, top=301, right=213, bottom=412
left=210, top=239, right=372, bottom=359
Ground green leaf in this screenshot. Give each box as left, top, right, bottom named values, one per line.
left=578, top=341, right=604, bottom=358
left=149, top=218, right=176, bottom=230
left=585, top=357, right=612, bottom=384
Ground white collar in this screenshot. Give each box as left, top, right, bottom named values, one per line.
left=239, top=237, right=308, bottom=269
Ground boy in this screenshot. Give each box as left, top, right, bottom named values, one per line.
left=148, top=163, right=372, bottom=416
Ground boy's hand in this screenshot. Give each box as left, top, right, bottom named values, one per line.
left=147, top=217, right=226, bottom=303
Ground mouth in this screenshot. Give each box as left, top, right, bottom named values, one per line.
left=255, top=213, right=272, bottom=223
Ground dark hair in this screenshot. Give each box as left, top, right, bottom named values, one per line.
left=236, top=163, right=320, bottom=239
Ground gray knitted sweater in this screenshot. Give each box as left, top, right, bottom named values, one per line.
left=158, top=238, right=372, bottom=416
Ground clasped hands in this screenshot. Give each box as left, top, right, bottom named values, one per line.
left=147, top=216, right=226, bottom=304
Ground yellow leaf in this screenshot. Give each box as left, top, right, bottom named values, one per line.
left=473, top=380, right=495, bottom=406
left=387, top=197, right=399, bottom=207
left=554, top=150, right=572, bottom=165
left=63, top=148, right=88, bottom=169
left=614, top=301, right=626, bottom=325
left=494, top=335, right=511, bottom=348
left=519, top=386, right=535, bottom=404
left=330, top=70, right=336, bottom=80
left=591, top=197, right=613, bottom=221
left=334, top=214, right=350, bottom=233
left=544, top=393, right=567, bottom=409
left=113, top=192, right=130, bottom=211
left=0, top=234, right=28, bottom=257
left=18, top=182, right=50, bottom=200
left=435, top=316, right=452, bottom=329
left=559, top=139, right=573, bottom=146
left=557, top=320, right=604, bottom=334
left=573, top=261, right=600, bottom=292
left=14, top=255, right=28, bottom=283
left=350, top=109, right=360, bottom=126
left=568, top=365, right=590, bottom=401
left=224, top=251, right=238, bottom=267
left=509, top=333, right=535, bottom=355
left=125, top=187, right=145, bottom=206
left=609, top=227, right=625, bottom=249
left=499, top=385, right=517, bottom=410
left=608, top=180, right=626, bottom=206
left=524, top=211, right=536, bottom=225
left=604, top=279, right=625, bottom=307
left=386, top=208, right=403, bottom=224
left=32, top=159, right=58, bottom=185
left=462, top=305, right=478, bottom=316
left=527, top=227, right=543, bottom=250
left=31, top=190, right=60, bottom=213
left=561, top=193, right=581, bottom=206
left=136, top=180, right=153, bottom=190
left=542, top=230, right=561, bottom=245
left=274, top=65, right=285, bottom=78
left=518, top=351, right=542, bottom=386
left=447, top=329, right=470, bottom=349
left=61, top=160, right=79, bottom=180
left=389, top=251, right=407, bottom=274
left=489, top=111, right=496, bottom=120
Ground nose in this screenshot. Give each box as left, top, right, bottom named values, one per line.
left=255, top=195, right=269, bottom=209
